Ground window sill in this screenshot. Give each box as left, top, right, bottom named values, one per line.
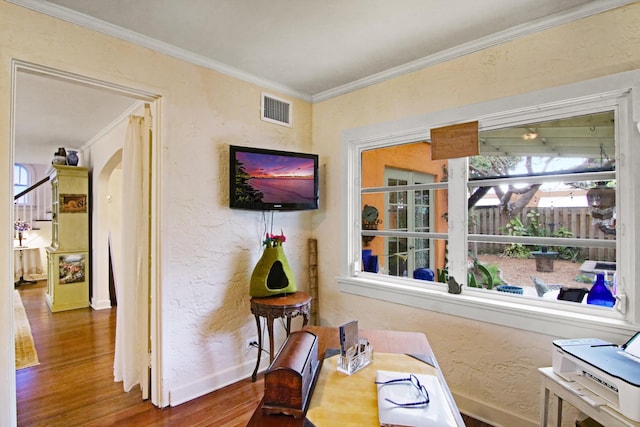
left=337, top=275, right=638, bottom=343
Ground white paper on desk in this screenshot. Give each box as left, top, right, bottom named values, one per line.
left=376, top=370, right=457, bottom=427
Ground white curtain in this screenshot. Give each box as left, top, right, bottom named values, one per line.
left=114, top=109, right=150, bottom=393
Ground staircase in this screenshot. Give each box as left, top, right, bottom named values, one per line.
left=14, top=175, right=52, bottom=231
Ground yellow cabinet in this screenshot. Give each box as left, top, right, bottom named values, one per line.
left=45, top=165, right=89, bottom=312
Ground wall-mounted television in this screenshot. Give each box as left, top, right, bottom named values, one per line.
left=229, top=145, right=319, bottom=211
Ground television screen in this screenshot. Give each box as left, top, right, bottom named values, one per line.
left=230, top=145, right=319, bottom=211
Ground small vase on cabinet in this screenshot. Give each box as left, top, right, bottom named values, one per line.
left=52, top=147, right=67, bottom=165
left=66, top=150, right=79, bottom=166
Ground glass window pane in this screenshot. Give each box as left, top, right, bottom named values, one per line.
left=415, top=205, right=429, bottom=232
left=396, top=203, right=407, bottom=230
left=469, top=242, right=615, bottom=306
left=14, top=164, right=30, bottom=204
left=361, top=142, right=448, bottom=280
left=466, top=112, right=617, bottom=306
left=362, top=236, right=448, bottom=280
left=475, top=112, right=614, bottom=175
left=469, top=113, right=617, bottom=273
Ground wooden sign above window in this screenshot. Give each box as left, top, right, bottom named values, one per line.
left=430, top=121, right=479, bottom=160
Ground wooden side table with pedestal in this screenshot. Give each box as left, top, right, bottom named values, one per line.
left=250, top=291, right=312, bottom=382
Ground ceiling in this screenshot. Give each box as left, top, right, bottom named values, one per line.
left=11, top=0, right=630, bottom=165
left=15, top=70, right=140, bottom=164
left=479, top=111, right=615, bottom=158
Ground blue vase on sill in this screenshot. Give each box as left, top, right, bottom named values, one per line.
left=361, top=250, right=378, bottom=273
left=586, top=273, right=615, bottom=307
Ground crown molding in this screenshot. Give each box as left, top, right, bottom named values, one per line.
left=7, top=0, right=311, bottom=102
left=8, top=0, right=637, bottom=104
left=83, top=100, right=145, bottom=150
left=311, top=0, right=638, bottom=102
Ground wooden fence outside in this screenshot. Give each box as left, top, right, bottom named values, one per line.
left=469, top=206, right=615, bottom=262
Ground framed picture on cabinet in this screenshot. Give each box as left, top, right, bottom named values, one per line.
left=60, top=194, right=87, bottom=213
left=59, top=254, right=86, bottom=284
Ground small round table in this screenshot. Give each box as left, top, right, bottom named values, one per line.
left=250, top=291, right=312, bottom=382
left=14, top=246, right=39, bottom=287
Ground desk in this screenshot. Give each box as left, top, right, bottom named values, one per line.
left=250, top=292, right=312, bottom=382
left=14, top=246, right=42, bottom=286
left=247, top=326, right=464, bottom=426
left=539, top=367, right=640, bottom=427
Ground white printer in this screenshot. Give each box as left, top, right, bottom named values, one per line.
left=552, top=332, right=640, bottom=422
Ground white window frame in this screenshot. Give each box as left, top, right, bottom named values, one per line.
left=14, top=163, right=30, bottom=205
left=339, top=70, right=640, bottom=342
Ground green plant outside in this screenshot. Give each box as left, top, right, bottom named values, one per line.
left=499, top=210, right=583, bottom=262
left=467, top=261, right=502, bottom=290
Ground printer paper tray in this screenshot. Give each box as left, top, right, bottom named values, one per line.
left=558, top=372, right=610, bottom=408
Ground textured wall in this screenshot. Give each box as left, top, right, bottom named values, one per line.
left=0, top=0, right=312, bottom=408
left=2, top=1, right=640, bottom=425
left=311, top=3, right=640, bottom=426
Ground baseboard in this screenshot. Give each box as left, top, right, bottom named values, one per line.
left=90, top=298, right=111, bottom=310
left=453, top=391, right=536, bottom=427
left=168, top=354, right=269, bottom=407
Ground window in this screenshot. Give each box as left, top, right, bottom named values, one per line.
left=467, top=112, right=616, bottom=299
left=340, top=73, right=640, bottom=338
left=14, top=163, right=30, bottom=204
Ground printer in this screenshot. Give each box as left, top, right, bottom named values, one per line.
left=552, top=332, right=640, bottom=422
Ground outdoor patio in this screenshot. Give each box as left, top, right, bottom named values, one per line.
left=477, top=254, right=597, bottom=298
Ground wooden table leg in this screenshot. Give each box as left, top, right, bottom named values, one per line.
left=251, top=314, right=262, bottom=382
left=266, top=316, right=275, bottom=364
left=249, top=292, right=312, bottom=382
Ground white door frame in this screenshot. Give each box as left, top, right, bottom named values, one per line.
left=5, top=60, right=163, bottom=421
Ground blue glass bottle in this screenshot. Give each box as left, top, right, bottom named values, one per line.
left=586, top=272, right=616, bottom=307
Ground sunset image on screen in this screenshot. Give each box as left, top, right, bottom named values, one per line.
left=234, top=151, right=315, bottom=205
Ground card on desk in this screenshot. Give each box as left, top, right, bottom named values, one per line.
left=339, top=320, right=359, bottom=356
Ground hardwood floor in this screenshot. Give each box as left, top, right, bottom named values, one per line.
left=16, top=282, right=492, bottom=426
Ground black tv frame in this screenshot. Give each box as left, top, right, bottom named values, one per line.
left=229, top=145, right=319, bottom=211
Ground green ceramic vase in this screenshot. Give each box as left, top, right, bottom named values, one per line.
left=250, top=246, right=297, bottom=297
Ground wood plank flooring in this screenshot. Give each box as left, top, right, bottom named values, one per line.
left=16, top=282, right=492, bottom=426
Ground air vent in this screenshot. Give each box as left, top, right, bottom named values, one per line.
left=262, top=93, right=292, bottom=127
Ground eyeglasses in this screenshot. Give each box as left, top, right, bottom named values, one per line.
left=375, top=374, right=430, bottom=407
